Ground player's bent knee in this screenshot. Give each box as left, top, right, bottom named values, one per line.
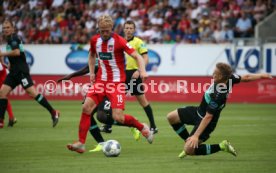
left=0, top=90, right=6, bottom=98
left=167, top=111, right=178, bottom=124
left=0, top=86, right=10, bottom=98
left=113, top=115, right=124, bottom=124
left=184, top=145, right=195, bottom=155
left=82, top=103, right=93, bottom=114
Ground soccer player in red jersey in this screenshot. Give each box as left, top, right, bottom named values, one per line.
left=67, top=15, right=154, bottom=153
left=0, top=62, right=16, bottom=128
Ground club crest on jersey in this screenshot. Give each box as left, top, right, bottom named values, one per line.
left=126, top=43, right=133, bottom=49
left=108, top=45, right=114, bottom=51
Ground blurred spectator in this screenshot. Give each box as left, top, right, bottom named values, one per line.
left=226, top=11, right=238, bottom=29
left=241, top=0, right=254, bottom=18
left=198, top=12, right=212, bottom=42
left=85, top=15, right=96, bottom=33
left=163, top=33, right=176, bottom=44
left=212, top=23, right=225, bottom=43
left=50, top=24, right=62, bottom=43
left=175, top=34, right=183, bottom=43
left=235, top=11, right=253, bottom=38
left=1, top=0, right=275, bottom=44
left=221, top=24, right=234, bottom=42
left=198, top=12, right=210, bottom=31
left=198, top=0, right=209, bottom=10
left=169, top=0, right=181, bottom=9
left=150, top=12, right=164, bottom=27
left=150, top=25, right=163, bottom=43
left=190, top=3, right=202, bottom=19
left=52, top=0, right=64, bottom=8
left=183, top=28, right=200, bottom=43
left=253, top=0, right=267, bottom=23
left=229, top=0, right=241, bottom=17
left=177, top=14, right=190, bottom=36
left=266, top=0, right=276, bottom=15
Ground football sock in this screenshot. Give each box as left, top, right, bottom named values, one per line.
left=35, top=94, right=55, bottom=114
left=143, top=104, right=156, bottom=129
left=89, top=116, right=104, bottom=143
left=171, top=123, right=189, bottom=141
left=6, top=100, right=14, bottom=119
left=123, top=114, right=144, bottom=131
left=79, top=112, right=91, bottom=144
left=0, top=99, right=8, bottom=120
left=195, top=144, right=221, bottom=155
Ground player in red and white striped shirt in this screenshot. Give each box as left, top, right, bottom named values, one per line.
left=67, top=15, right=154, bottom=153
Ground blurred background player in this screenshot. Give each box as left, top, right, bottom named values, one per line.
left=66, top=15, right=153, bottom=154
left=167, top=62, right=273, bottom=158
left=101, top=20, right=158, bottom=134
left=0, top=20, right=60, bottom=127
left=0, top=60, right=16, bottom=128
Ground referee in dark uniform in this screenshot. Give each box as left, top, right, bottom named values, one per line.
left=0, top=20, right=59, bottom=127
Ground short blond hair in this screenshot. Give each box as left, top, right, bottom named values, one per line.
left=98, top=15, right=113, bottom=27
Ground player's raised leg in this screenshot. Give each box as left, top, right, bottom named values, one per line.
left=112, top=108, right=153, bottom=144
left=25, top=86, right=60, bottom=127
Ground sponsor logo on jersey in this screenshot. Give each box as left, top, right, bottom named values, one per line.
left=99, top=52, right=112, bottom=60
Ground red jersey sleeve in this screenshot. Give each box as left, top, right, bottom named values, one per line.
left=118, top=35, right=135, bottom=55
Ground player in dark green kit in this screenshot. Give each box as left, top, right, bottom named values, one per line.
left=167, top=62, right=273, bottom=158
left=0, top=20, right=60, bottom=127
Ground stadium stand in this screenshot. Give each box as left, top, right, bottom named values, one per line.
left=0, top=0, right=275, bottom=44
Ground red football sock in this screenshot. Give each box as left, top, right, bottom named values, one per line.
left=78, top=112, right=91, bottom=144
left=123, top=114, right=144, bottom=131
left=6, top=100, right=14, bottom=120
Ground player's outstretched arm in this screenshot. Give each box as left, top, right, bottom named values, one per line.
left=0, top=49, right=20, bottom=57
left=57, top=65, right=89, bottom=83
left=240, top=73, right=273, bottom=82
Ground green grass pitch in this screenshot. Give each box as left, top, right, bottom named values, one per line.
left=1, top=101, right=276, bottom=173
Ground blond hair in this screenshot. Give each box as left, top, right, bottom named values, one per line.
left=98, top=15, right=113, bottom=27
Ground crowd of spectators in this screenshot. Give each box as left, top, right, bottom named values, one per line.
left=1, top=0, right=275, bottom=44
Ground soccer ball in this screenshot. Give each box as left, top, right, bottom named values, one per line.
left=102, top=140, right=121, bottom=157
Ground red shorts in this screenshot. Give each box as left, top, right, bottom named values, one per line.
left=86, top=82, right=126, bottom=109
